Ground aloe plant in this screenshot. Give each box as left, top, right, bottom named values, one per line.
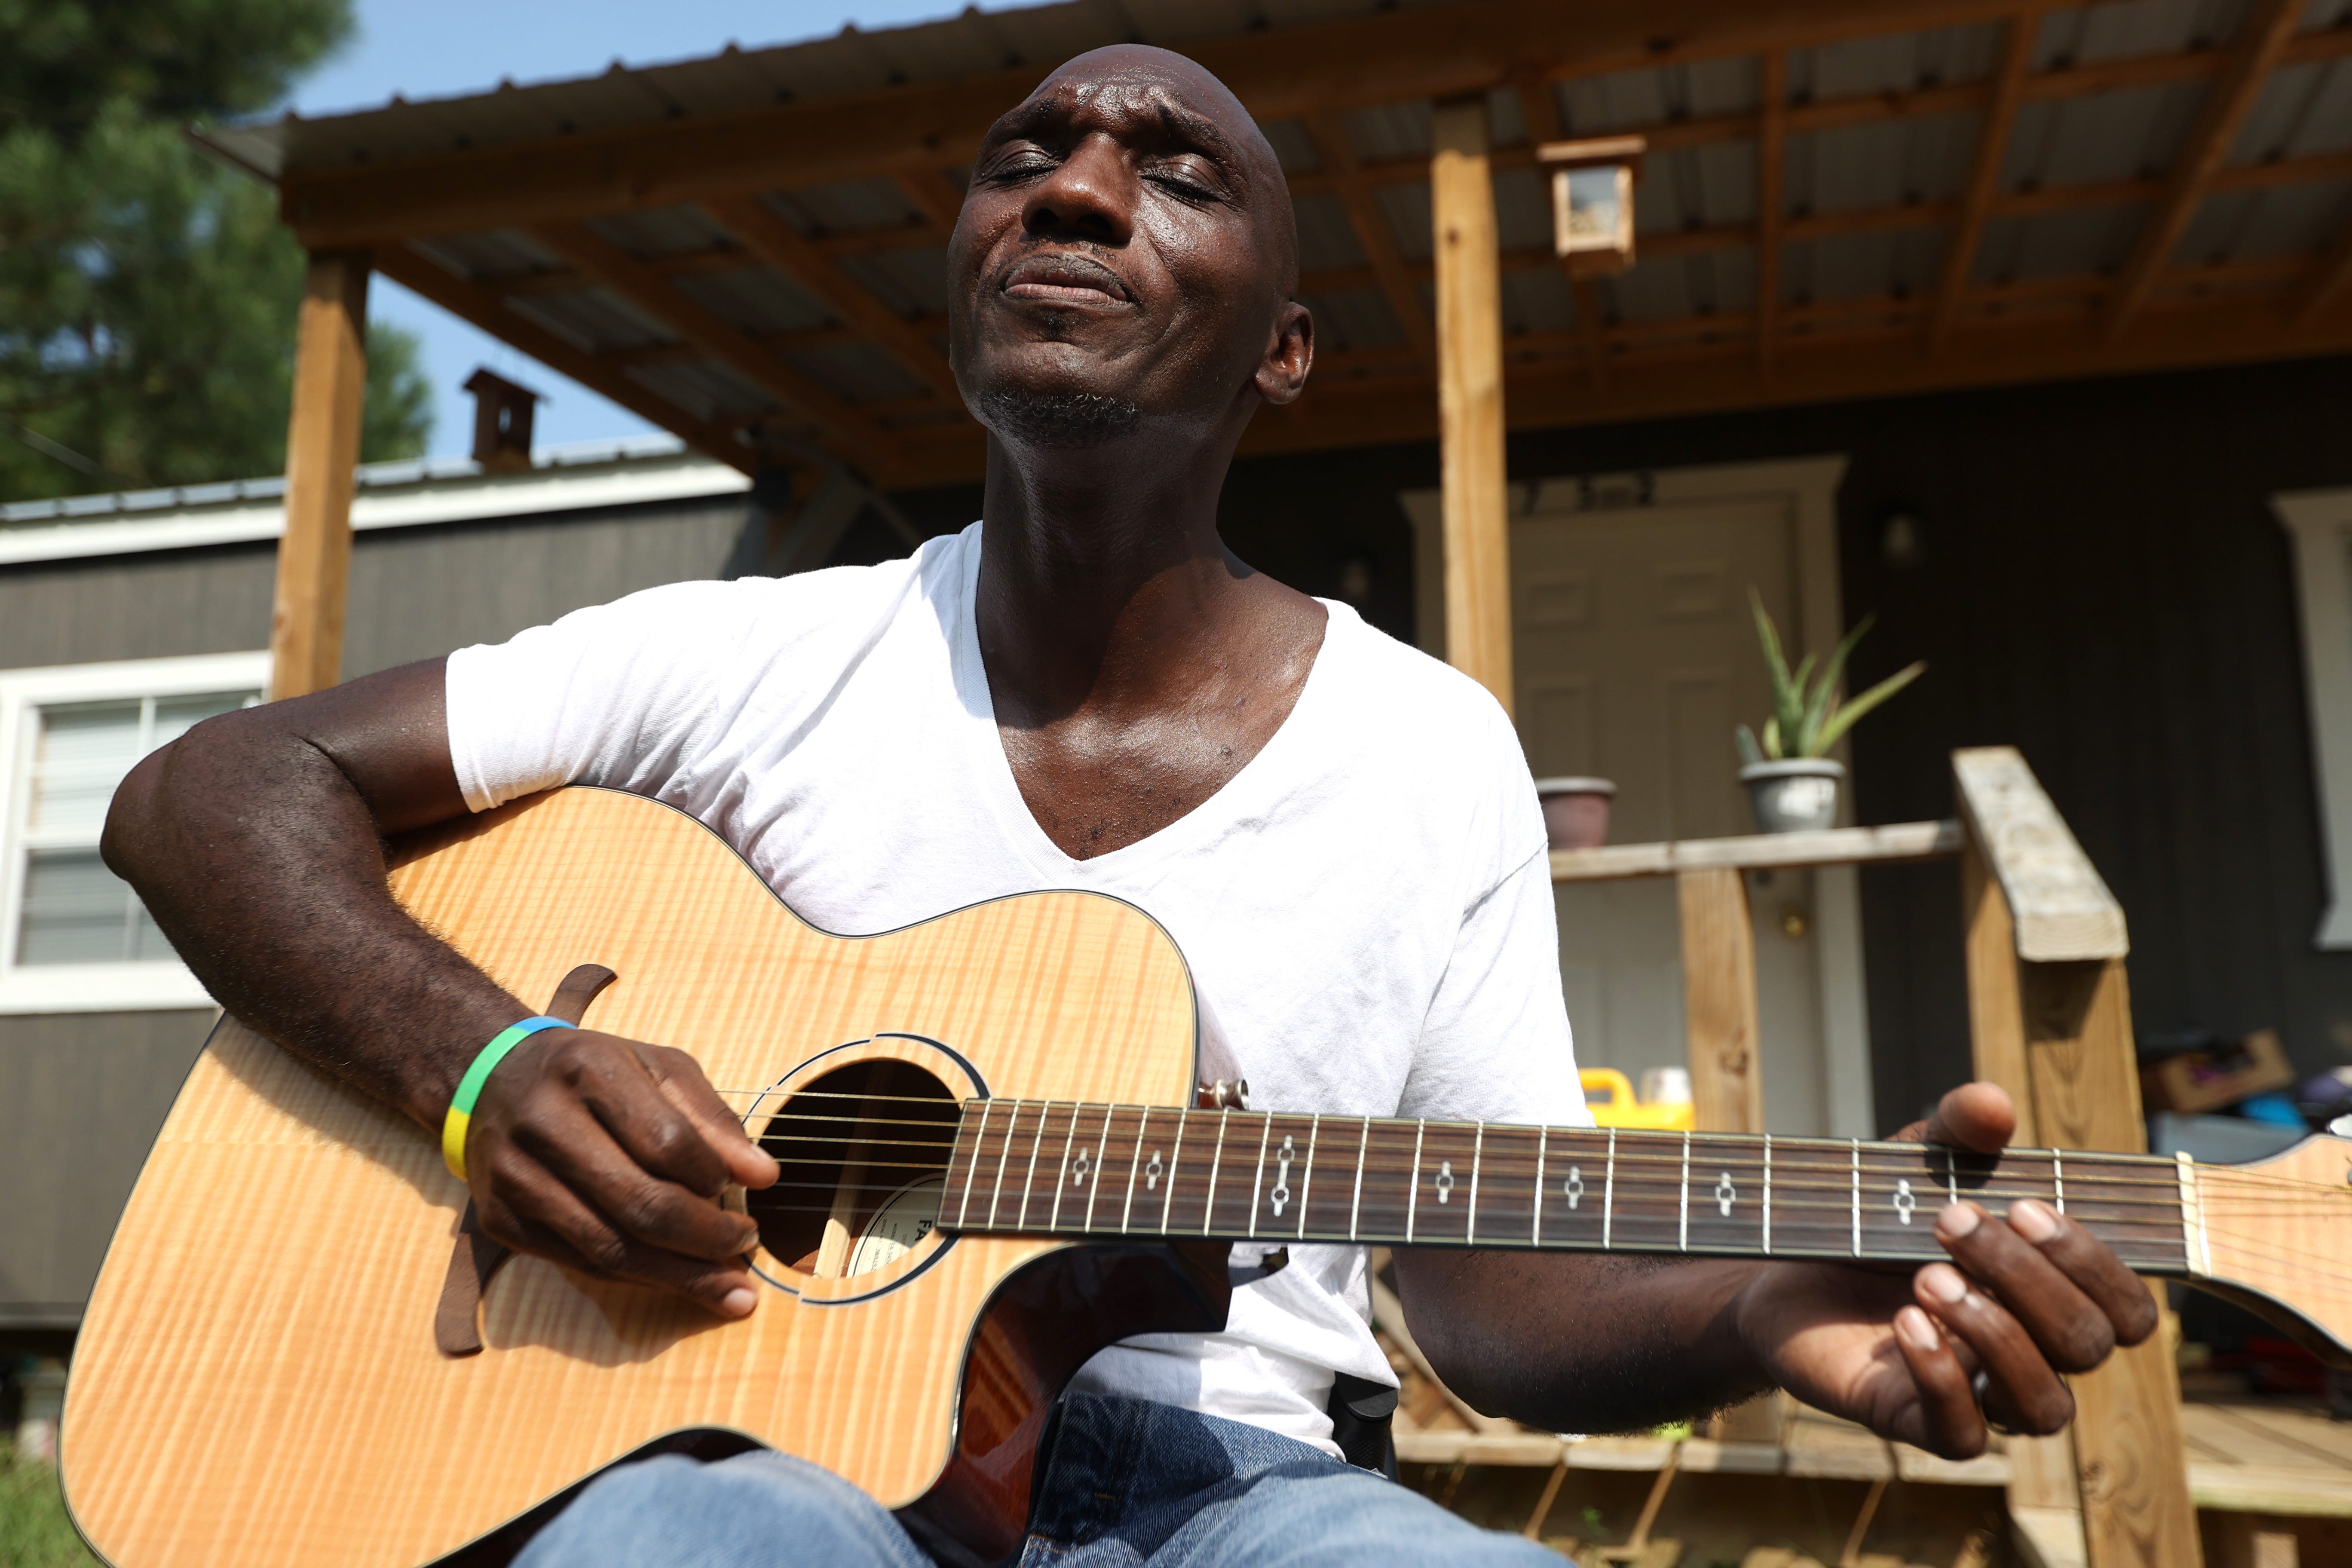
left=1735, top=589, right=1924, bottom=765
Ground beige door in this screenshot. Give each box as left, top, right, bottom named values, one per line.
left=1512, top=497, right=1832, bottom=1134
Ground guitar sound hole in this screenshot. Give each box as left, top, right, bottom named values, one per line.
left=746, top=1058, right=961, bottom=1280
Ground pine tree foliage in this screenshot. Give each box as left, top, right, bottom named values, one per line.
left=0, top=0, right=434, bottom=502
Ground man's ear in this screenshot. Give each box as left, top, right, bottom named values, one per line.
left=1253, top=300, right=1314, bottom=406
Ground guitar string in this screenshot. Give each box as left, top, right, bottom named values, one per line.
left=764, top=1142, right=2200, bottom=1228
left=720, top=1094, right=2352, bottom=1207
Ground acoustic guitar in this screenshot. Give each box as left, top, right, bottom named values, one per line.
left=59, top=787, right=2352, bottom=1568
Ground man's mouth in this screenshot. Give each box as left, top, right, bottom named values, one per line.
left=1001, top=253, right=1132, bottom=306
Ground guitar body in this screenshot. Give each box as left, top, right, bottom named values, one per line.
left=61, top=788, right=1224, bottom=1568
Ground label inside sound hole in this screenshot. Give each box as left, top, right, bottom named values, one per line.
left=848, top=1175, right=944, bottom=1276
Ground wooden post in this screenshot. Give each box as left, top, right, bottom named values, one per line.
left=269, top=249, right=371, bottom=701
left=1954, top=747, right=2201, bottom=1568
left=1430, top=95, right=1512, bottom=716
left=1677, top=867, right=1765, bottom=1134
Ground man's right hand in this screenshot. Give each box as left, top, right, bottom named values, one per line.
left=461, top=1029, right=781, bottom=1318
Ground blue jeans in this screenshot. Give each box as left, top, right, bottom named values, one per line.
left=514, top=1393, right=1560, bottom=1567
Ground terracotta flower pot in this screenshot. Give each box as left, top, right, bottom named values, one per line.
left=1738, top=759, right=1844, bottom=833
left=1534, top=776, right=1617, bottom=850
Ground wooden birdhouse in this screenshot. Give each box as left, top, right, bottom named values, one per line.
left=1538, top=135, right=1647, bottom=279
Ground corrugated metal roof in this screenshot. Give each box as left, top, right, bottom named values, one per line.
left=183, top=0, right=2352, bottom=468
left=202, top=0, right=1464, bottom=181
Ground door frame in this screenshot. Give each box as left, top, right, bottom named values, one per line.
left=1397, top=456, right=1874, bottom=1137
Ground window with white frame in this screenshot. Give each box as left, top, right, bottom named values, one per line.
left=0, top=652, right=269, bottom=1012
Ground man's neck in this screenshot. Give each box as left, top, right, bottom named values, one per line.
left=971, top=426, right=1329, bottom=859
left=974, top=420, right=1279, bottom=712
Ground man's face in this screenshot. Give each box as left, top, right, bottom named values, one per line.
left=946, top=46, right=1303, bottom=448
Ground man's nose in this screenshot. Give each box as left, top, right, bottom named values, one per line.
left=1021, top=133, right=1134, bottom=246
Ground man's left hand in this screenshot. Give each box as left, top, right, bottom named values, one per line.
left=1732, top=1083, right=2161, bottom=1458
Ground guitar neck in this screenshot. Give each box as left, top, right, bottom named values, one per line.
left=941, top=1100, right=2200, bottom=1273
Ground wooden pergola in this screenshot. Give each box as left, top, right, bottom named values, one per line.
left=204, top=3, right=2352, bottom=1562
left=203, top=0, right=2352, bottom=700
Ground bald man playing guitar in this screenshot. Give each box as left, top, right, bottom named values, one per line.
left=106, top=44, right=2156, bottom=1568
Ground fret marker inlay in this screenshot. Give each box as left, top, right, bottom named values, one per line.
left=1145, top=1151, right=1164, bottom=1190
left=1893, top=1178, right=1917, bottom=1226
left=1564, top=1165, right=1585, bottom=1209
left=1715, top=1171, right=1737, bottom=1217
left=1436, top=1160, right=1455, bottom=1206
left=1271, top=1135, right=1296, bottom=1218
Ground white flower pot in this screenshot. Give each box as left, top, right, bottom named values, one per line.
left=1739, top=759, right=1844, bottom=834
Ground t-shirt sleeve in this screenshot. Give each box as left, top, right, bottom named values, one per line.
left=442, top=579, right=768, bottom=814
left=1396, top=703, right=1592, bottom=1130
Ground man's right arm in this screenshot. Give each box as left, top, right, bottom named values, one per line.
left=102, top=657, right=777, bottom=1317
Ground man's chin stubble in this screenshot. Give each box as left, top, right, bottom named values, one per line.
left=973, top=384, right=1145, bottom=449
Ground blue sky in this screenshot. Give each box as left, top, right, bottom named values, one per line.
left=288, top=0, right=1033, bottom=455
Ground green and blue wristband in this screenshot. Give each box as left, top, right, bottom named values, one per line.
left=441, top=1016, right=573, bottom=1181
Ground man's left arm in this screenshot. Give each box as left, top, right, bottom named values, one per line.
left=1394, top=1084, right=2162, bottom=1458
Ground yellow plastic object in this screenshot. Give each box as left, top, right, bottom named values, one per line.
left=1579, top=1067, right=1697, bottom=1132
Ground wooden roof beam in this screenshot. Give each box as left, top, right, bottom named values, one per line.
left=372, top=247, right=755, bottom=474
left=702, top=196, right=962, bottom=403
left=2103, top=0, right=2305, bottom=340
left=1244, top=286, right=2352, bottom=459
left=1302, top=113, right=1437, bottom=369
left=528, top=221, right=897, bottom=473
left=1926, top=8, right=2043, bottom=354
left=1756, top=52, right=1788, bottom=374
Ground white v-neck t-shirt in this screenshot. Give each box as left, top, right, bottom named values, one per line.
left=443, top=522, right=1588, bottom=1455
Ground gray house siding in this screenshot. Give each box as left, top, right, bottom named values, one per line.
left=0, top=490, right=748, bottom=1326
left=0, top=494, right=747, bottom=678
left=0, top=1011, right=217, bottom=1328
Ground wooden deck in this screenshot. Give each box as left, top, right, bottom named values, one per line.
left=1396, top=1396, right=2352, bottom=1518
left=1378, top=1279, right=2352, bottom=1564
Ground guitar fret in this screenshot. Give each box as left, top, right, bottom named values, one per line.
left=2053, top=1150, right=2066, bottom=1215
left=1158, top=1110, right=1187, bottom=1235
left=1294, top=1114, right=1321, bottom=1241
left=1532, top=1127, right=1547, bottom=1243
left=1047, top=1103, right=1083, bottom=1230
left=1405, top=1120, right=1426, bottom=1243
left=1762, top=1134, right=1773, bottom=1255
left=1678, top=1131, right=1691, bottom=1254
left=1079, top=1104, right=1115, bottom=1231
left=1467, top=1124, right=1485, bottom=1245
left=1246, top=1114, right=1274, bottom=1238
left=1018, top=1103, right=1054, bottom=1230
left=1850, top=1139, right=1862, bottom=1257
left=956, top=1099, right=992, bottom=1229
left=1121, top=1109, right=1150, bottom=1234
left=985, top=1099, right=1025, bottom=1230
left=1350, top=1117, right=1370, bottom=1241
left=1203, top=1109, right=1232, bottom=1237
left=1602, top=1128, right=1616, bottom=1250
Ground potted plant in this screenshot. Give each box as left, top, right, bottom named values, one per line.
left=1736, top=591, right=1924, bottom=833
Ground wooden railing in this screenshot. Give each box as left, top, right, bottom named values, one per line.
left=1553, top=817, right=1963, bottom=1135
left=1549, top=746, right=2196, bottom=1568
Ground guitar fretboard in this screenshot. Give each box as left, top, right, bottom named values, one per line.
left=940, top=1100, right=2197, bottom=1272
